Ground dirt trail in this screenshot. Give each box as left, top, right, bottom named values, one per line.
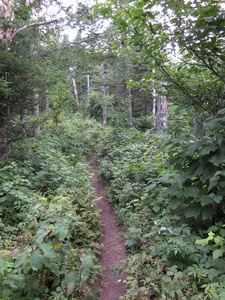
left=89, top=155, right=127, bottom=300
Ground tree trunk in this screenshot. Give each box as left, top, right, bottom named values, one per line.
left=0, top=102, right=10, bottom=157
left=102, top=105, right=107, bottom=126
left=100, top=64, right=108, bottom=126
left=157, top=85, right=168, bottom=132
left=45, top=98, right=50, bottom=112
left=126, top=86, right=132, bottom=125
left=101, top=85, right=107, bottom=126
left=72, top=78, right=81, bottom=113
left=87, top=75, right=90, bottom=93
left=20, top=107, right=28, bottom=138
left=152, top=79, right=168, bottom=132
left=33, top=89, right=40, bottom=138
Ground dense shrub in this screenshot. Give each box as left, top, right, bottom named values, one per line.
left=0, top=116, right=106, bottom=299
left=98, top=108, right=225, bottom=299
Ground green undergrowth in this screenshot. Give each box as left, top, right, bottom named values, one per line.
left=98, top=107, right=225, bottom=299
left=0, top=115, right=108, bottom=299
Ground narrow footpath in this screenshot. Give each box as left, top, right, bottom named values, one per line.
left=89, top=156, right=127, bottom=300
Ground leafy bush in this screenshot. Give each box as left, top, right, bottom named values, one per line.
left=97, top=108, right=225, bottom=299
left=0, top=161, right=101, bottom=299
left=0, top=115, right=105, bottom=299
left=116, top=254, right=203, bottom=299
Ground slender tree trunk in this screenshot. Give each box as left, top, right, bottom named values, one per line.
left=101, top=85, right=107, bottom=126
left=102, top=104, right=107, bottom=126
left=100, top=64, right=108, bottom=126
left=72, top=78, right=81, bottom=113
left=123, top=59, right=132, bottom=125
left=33, top=89, right=40, bottom=138
left=152, top=69, right=157, bottom=128
left=126, top=86, right=132, bottom=125
left=20, top=106, right=28, bottom=138
left=152, top=77, right=168, bottom=132
left=0, top=102, right=10, bottom=156
left=157, top=83, right=168, bottom=132
left=87, top=75, right=90, bottom=93
left=45, top=98, right=50, bottom=112
left=157, top=96, right=168, bottom=131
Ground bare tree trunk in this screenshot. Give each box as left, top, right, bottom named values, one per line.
left=87, top=75, right=90, bottom=93
left=20, top=106, right=28, bottom=138
left=72, top=78, right=81, bottom=113
left=100, top=64, right=108, bottom=126
left=101, top=85, right=107, bottom=126
left=33, top=89, right=40, bottom=138
left=126, top=86, right=132, bottom=125
left=0, top=102, right=10, bottom=157
left=157, top=83, right=168, bottom=132
left=102, top=104, right=107, bottom=126
left=152, top=69, right=157, bottom=128
left=152, top=76, right=168, bottom=132
left=123, top=58, right=132, bottom=126
left=45, top=98, right=50, bottom=112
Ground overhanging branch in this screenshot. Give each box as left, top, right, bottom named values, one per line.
left=10, top=19, right=59, bottom=40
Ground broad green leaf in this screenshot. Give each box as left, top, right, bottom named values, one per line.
left=211, top=147, right=225, bottom=165
left=184, top=204, right=201, bottom=218
left=39, top=244, right=56, bottom=259
left=200, top=196, right=213, bottom=206
left=195, top=238, right=209, bottom=247
left=201, top=163, right=216, bottom=183
left=200, top=143, right=217, bottom=156
left=8, top=274, right=25, bottom=282
left=212, top=249, right=224, bottom=260
left=15, top=250, right=29, bottom=268
left=61, top=244, right=71, bottom=255
left=64, top=271, right=80, bottom=284
left=208, top=231, right=215, bottom=240
left=56, top=226, right=68, bottom=240
left=214, top=195, right=223, bottom=203
left=214, top=236, right=224, bottom=246
left=0, top=258, right=7, bottom=270
left=219, top=229, right=225, bottom=237
left=66, top=281, right=75, bottom=296
left=85, top=289, right=101, bottom=300
left=30, top=252, right=44, bottom=270
left=184, top=186, right=199, bottom=198
left=169, top=197, right=181, bottom=209
left=129, top=289, right=138, bottom=296
left=80, top=254, right=94, bottom=276
left=36, top=229, right=50, bottom=244
left=202, top=206, right=212, bottom=220
left=185, top=140, right=206, bottom=156
left=55, top=203, right=63, bottom=211
left=134, top=1, right=145, bottom=8
left=208, top=178, right=219, bottom=191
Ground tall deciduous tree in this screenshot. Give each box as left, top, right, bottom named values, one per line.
left=94, top=0, right=225, bottom=117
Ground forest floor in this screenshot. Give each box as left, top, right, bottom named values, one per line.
left=89, top=156, right=127, bottom=300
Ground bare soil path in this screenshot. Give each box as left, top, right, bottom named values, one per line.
left=89, top=155, right=127, bottom=300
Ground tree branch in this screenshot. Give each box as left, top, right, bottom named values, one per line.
left=10, top=19, right=58, bottom=40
